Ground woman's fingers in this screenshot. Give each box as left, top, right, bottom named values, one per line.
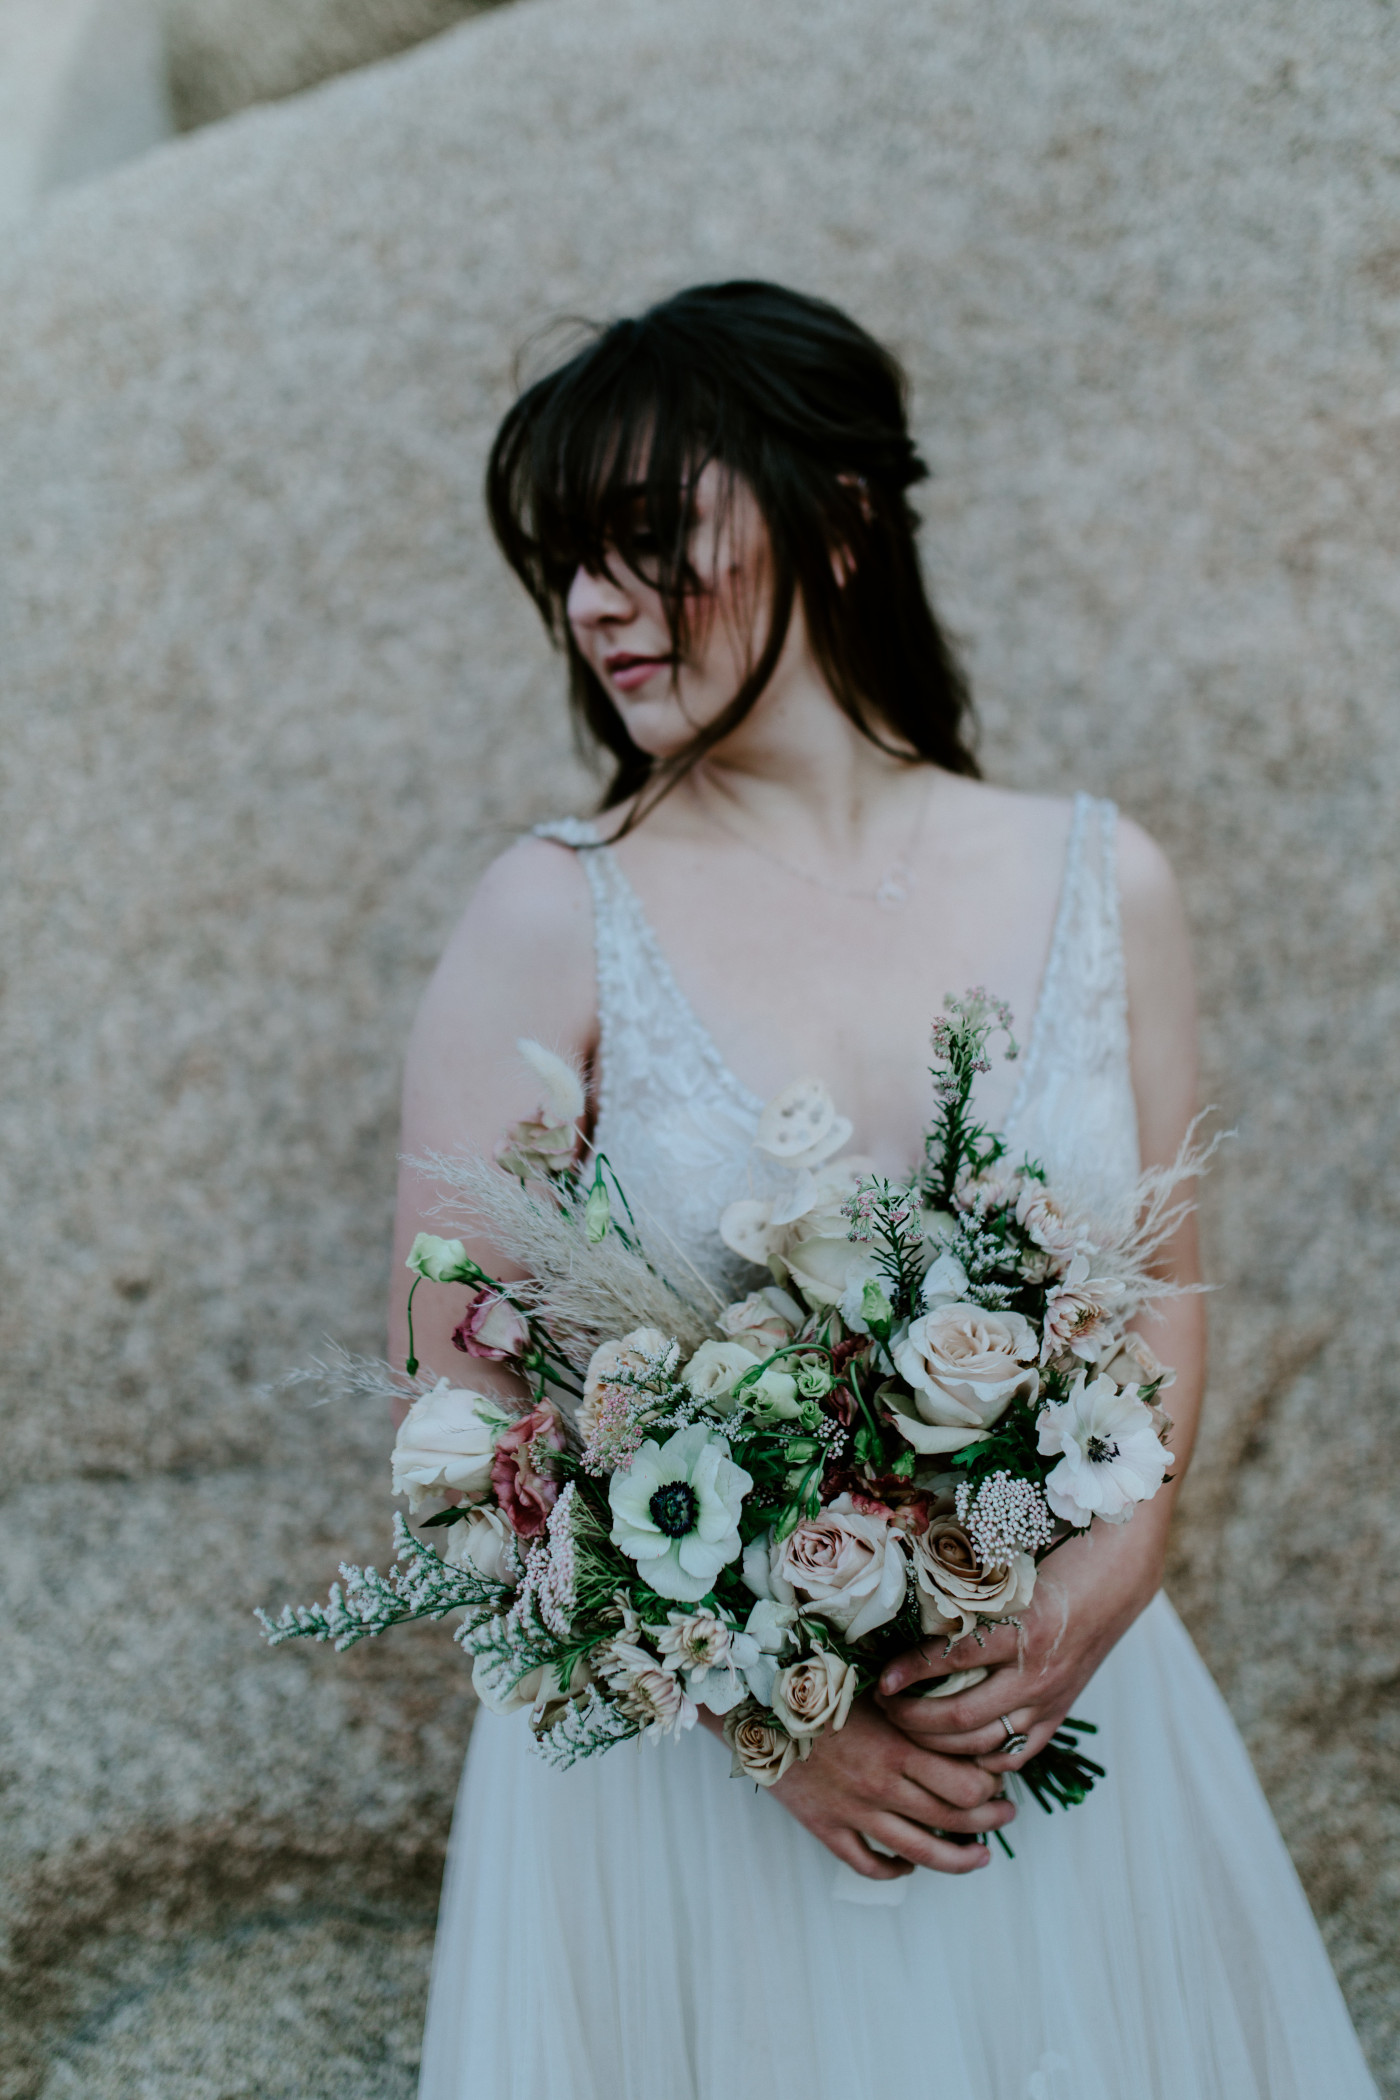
left=901, top=1743, right=1004, bottom=1811
left=878, top=1657, right=1057, bottom=1742
left=825, top=1828, right=914, bottom=1880
left=860, top=1811, right=993, bottom=1875
left=893, top=1777, right=1016, bottom=1835
left=878, top=1626, right=1020, bottom=1698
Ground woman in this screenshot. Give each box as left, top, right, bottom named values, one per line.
left=395, top=283, right=1377, bottom=2099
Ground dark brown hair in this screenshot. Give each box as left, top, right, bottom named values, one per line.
left=486, top=280, right=979, bottom=819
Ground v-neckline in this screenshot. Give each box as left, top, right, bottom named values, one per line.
left=578, top=792, right=1090, bottom=1142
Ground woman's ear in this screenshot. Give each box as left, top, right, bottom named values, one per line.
left=831, top=473, right=873, bottom=585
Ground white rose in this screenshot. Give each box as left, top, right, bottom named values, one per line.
left=443, top=1504, right=517, bottom=1585
left=529, top=1654, right=595, bottom=1735
left=889, top=1303, right=1039, bottom=1454
left=682, top=1338, right=761, bottom=1412
left=723, top=1702, right=810, bottom=1785
left=390, top=1379, right=506, bottom=1512
left=770, top=1649, right=858, bottom=1737
left=720, top=1158, right=874, bottom=1304
left=775, top=1493, right=909, bottom=1642
left=784, top=1205, right=880, bottom=1310
left=910, top=1518, right=1037, bottom=1639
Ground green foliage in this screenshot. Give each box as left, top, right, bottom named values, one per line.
left=922, top=989, right=1018, bottom=1208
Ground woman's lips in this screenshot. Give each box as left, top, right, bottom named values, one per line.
left=604, top=654, right=673, bottom=693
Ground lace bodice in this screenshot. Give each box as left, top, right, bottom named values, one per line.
left=535, top=793, right=1139, bottom=1286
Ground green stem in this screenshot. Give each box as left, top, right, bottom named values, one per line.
left=405, top=1275, right=422, bottom=1378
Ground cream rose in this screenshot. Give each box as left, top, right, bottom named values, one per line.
left=889, top=1302, right=1039, bottom=1453
left=723, top=1702, right=810, bottom=1785
left=770, top=1649, right=857, bottom=1737
left=774, top=1493, right=909, bottom=1641
left=390, top=1379, right=507, bottom=1512
left=719, top=1287, right=805, bottom=1355
left=682, top=1338, right=761, bottom=1411
left=910, top=1517, right=1037, bottom=1639
left=444, top=1504, right=517, bottom=1585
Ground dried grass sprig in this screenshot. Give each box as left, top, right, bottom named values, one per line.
left=411, top=1150, right=717, bottom=1363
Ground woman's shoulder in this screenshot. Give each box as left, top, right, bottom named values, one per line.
left=937, top=773, right=1179, bottom=901
left=464, top=825, right=595, bottom=935
left=416, top=828, right=597, bottom=1044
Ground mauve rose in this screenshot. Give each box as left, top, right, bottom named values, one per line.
left=452, top=1289, right=530, bottom=1362
left=775, top=1493, right=909, bottom=1641
left=490, top=1404, right=565, bottom=1538
left=771, top=1649, right=857, bottom=1737
left=724, top=1702, right=809, bottom=1785
left=911, top=1518, right=1037, bottom=1640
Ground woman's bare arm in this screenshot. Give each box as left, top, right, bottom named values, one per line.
left=386, top=837, right=597, bottom=1410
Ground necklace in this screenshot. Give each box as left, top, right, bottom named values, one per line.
left=695, top=773, right=934, bottom=911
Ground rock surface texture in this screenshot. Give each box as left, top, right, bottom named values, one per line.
left=2, top=0, right=1397, bottom=2091
left=163, top=0, right=500, bottom=130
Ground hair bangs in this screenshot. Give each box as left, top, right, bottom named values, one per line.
left=485, top=281, right=979, bottom=819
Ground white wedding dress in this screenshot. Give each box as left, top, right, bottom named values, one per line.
left=418, top=796, right=1378, bottom=2100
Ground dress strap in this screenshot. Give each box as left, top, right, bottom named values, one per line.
left=1002, top=793, right=1138, bottom=1204
left=532, top=817, right=764, bottom=1130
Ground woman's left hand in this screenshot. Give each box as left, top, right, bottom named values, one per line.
left=874, top=1513, right=1166, bottom=1771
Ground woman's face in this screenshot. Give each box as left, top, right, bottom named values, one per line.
left=565, top=461, right=781, bottom=761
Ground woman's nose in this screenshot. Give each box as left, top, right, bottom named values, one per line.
left=566, top=560, right=635, bottom=629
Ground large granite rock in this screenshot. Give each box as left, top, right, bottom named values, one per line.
left=0, top=0, right=172, bottom=219
left=1, top=0, right=1396, bottom=2089
left=163, top=0, right=500, bottom=130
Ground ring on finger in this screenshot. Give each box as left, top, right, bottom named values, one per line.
left=997, top=1713, right=1031, bottom=1757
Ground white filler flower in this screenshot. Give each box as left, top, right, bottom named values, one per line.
left=608, top=1423, right=753, bottom=1602
left=1037, top=1373, right=1174, bottom=1527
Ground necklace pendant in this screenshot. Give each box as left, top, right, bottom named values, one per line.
left=874, top=864, right=912, bottom=911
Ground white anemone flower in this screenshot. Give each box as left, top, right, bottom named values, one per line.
left=1037, top=1373, right=1174, bottom=1527
left=608, top=1423, right=753, bottom=1602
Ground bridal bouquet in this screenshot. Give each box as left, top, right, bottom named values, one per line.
left=261, top=992, right=1189, bottom=1836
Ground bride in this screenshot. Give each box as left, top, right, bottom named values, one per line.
left=393, top=282, right=1377, bottom=2099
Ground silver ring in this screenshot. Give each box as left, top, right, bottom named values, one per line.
left=998, top=1714, right=1030, bottom=1756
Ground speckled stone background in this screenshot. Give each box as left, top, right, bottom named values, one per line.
left=1, top=0, right=1397, bottom=2090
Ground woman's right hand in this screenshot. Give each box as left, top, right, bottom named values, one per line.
left=762, top=1695, right=1016, bottom=1880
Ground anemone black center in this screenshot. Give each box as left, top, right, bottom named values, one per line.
left=1086, top=1435, right=1121, bottom=1464
left=649, top=1481, right=699, bottom=1537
